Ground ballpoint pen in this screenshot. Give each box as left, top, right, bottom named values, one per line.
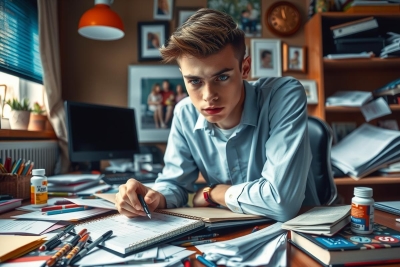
left=41, top=204, right=81, bottom=212
left=39, top=224, right=75, bottom=251
left=61, top=233, right=90, bottom=266
left=68, top=230, right=113, bottom=265
left=180, top=239, right=216, bottom=247
left=138, top=194, right=151, bottom=219
left=46, top=239, right=62, bottom=251
left=44, top=228, right=88, bottom=267
left=45, top=206, right=92, bottom=215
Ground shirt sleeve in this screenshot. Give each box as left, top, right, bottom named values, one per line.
left=225, top=78, right=312, bottom=222
left=151, top=107, right=199, bottom=208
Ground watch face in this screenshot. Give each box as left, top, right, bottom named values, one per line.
left=267, top=2, right=301, bottom=36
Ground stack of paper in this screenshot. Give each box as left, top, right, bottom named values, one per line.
left=326, top=91, right=373, bottom=107
left=281, top=206, right=351, bottom=236
left=374, top=201, right=400, bottom=216
left=331, top=123, right=400, bottom=179
left=47, top=174, right=102, bottom=193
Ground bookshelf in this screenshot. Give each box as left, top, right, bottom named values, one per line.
left=305, top=12, right=400, bottom=201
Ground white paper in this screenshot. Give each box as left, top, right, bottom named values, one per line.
left=65, top=198, right=117, bottom=210
left=76, top=184, right=113, bottom=195
left=361, top=97, right=392, bottom=122
left=0, top=219, right=56, bottom=235
left=17, top=198, right=69, bottom=211
left=47, top=174, right=101, bottom=184
left=11, top=208, right=110, bottom=221
left=282, top=206, right=350, bottom=227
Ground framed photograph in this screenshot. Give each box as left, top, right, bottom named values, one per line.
left=331, top=122, right=357, bottom=144
left=175, top=7, right=200, bottom=28
left=128, top=65, right=187, bottom=142
left=298, top=79, right=318, bottom=104
left=153, top=0, right=174, bottom=20
left=208, top=0, right=261, bottom=37
left=283, top=43, right=306, bottom=73
left=250, top=39, right=281, bottom=78
left=137, top=21, right=169, bottom=62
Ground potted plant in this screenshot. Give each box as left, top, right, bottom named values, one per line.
left=5, top=98, right=31, bottom=130
left=28, top=102, right=47, bottom=131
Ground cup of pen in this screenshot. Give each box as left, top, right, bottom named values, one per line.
left=0, top=174, right=32, bottom=200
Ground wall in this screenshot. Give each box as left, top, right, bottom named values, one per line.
left=58, top=0, right=308, bottom=145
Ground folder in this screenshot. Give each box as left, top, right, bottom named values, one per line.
left=0, top=235, right=45, bottom=262
left=330, top=16, right=379, bottom=39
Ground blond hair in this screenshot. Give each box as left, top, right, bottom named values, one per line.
left=160, top=8, right=245, bottom=67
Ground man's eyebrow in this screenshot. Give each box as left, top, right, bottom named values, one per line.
left=183, top=68, right=234, bottom=79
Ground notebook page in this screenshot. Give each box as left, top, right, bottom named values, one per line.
left=75, top=212, right=204, bottom=256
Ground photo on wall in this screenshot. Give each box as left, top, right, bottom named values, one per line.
left=250, top=39, right=281, bottom=78
left=153, top=0, right=174, bottom=20
left=208, top=0, right=261, bottom=37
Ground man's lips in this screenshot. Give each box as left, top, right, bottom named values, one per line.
left=203, top=107, right=223, bottom=115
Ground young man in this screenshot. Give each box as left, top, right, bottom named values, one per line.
left=115, top=8, right=319, bottom=222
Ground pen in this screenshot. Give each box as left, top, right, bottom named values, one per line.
left=251, top=226, right=260, bottom=233
left=45, top=206, right=92, bottom=215
left=44, top=228, right=87, bottom=267
left=39, top=224, right=75, bottom=251
left=195, top=254, right=216, bottom=267
left=69, top=230, right=113, bottom=266
left=47, top=192, right=77, bottom=197
left=46, top=239, right=62, bottom=251
left=179, top=239, right=216, bottom=247
left=182, top=257, right=191, bottom=267
left=61, top=233, right=90, bottom=266
left=138, top=194, right=151, bottom=219
left=179, top=233, right=219, bottom=241
left=41, top=204, right=81, bottom=212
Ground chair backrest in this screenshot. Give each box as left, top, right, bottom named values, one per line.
left=308, top=116, right=338, bottom=205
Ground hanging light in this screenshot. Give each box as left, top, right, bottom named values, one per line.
left=78, top=0, right=124, bottom=41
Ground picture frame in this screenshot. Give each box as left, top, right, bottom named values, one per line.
left=208, top=0, right=261, bottom=37
left=283, top=43, right=306, bottom=73
left=250, top=39, right=281, bottom=78
left=298, top=79, right=318, bottom=104
left=137, top=21, right=169, bottom=62
left=331, top=122, right=357, bottom=144
left=153, top=0, right=174, bottom=20
left=128, top=65, right=186, bottom=142
left=174, top=7, right=200, bottom=28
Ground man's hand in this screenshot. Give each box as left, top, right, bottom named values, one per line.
left=192, top=187, right=209, bottom=207
left=115, top=178, right=166, bottom=218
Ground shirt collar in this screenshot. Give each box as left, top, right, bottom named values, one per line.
left=193, top=80, right=258, bottom=133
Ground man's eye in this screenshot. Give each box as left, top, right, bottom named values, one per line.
left=189, top=79, right=201, bottom=85
left=217, top=75, right=229, bottom=81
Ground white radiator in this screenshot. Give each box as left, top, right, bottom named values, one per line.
left=0, top=140, right=59, bottom=175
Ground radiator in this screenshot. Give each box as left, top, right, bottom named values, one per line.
left=0, top=140, right=59, bottom=176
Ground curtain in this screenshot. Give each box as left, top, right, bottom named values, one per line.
left=37, top=0, right=69, bottom=174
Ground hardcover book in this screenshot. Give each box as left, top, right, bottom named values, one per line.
left=290, top=223, right=400, bottom=266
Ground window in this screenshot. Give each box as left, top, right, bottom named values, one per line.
left=0, top=0, right=43, bottom=84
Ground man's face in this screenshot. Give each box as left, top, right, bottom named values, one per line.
left=178, top=45, right=250, bottom=129
left=162, top=81, right=169, bottom=91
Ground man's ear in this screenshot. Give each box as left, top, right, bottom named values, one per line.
left=242, top=56, right=251, bottom=79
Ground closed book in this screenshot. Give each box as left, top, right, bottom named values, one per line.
left=47, top=180, right=100, bottom=193
left=330, top=17, right=379, bottom=39
left=290, top=223, right=400, bottom=266
left=0, top=199, right=22, bottom=214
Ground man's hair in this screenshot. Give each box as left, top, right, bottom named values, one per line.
left=160, top=8, right=246, bottom=67
left=261, top=50, right=271, bottom=58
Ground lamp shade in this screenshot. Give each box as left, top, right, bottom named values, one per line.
left=78, top=0, right=124, bottom=41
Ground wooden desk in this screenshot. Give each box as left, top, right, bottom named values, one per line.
left=1, top=205, right=399, bottom=266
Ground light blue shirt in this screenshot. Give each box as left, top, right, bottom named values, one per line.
left=152, top=77, right=320, bottom=222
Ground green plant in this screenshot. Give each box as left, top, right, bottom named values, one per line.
left=32, top=102, right=45, bottom=115
left=5, top=98, right=31, bottom=111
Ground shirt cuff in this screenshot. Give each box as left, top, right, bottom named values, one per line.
left=151, top=183, right=180, bottom=208
left=225, top=183, right=246, bottom=214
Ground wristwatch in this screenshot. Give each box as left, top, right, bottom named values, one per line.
left=203, top=184, right=218, bottom=207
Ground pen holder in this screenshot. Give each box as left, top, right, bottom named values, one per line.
left=0, top=174, right=32, bottom=200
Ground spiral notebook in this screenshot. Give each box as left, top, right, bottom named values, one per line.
left=75, top=211, right=205, bottom=257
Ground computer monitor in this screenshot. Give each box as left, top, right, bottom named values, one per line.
left=65, top=101, right=140, bottom=171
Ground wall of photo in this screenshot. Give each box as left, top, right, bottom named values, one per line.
left=58, top=0, right=309, bottom=145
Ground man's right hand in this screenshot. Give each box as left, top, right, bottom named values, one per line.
left=115, top=178, right=166, bottom=218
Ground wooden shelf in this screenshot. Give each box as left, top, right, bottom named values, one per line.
left=326, top=105, right=400, bottom=112
left=0, top=129, right=57, bottom=139
left=335, top=176, right=400, bottom=185
left=323, top=58, right=400, bottom=70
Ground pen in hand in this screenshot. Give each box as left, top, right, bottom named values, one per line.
left=138, top=194, right=151, bottom=219
left=69, top=230, right=113, bottom=266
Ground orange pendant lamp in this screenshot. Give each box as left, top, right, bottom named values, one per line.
left=78, top=0, right=124, bottom=41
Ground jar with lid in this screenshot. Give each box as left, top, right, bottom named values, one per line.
left=351, top=187, right=374, bottom=234
left=30, top=169, right=48, bottom=207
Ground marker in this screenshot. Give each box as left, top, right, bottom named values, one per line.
left=138, top=194, right=151, bottom=219
left=195, top=254, right=216, bottom=267
left=46, top=239, right=62, bottom=251
left=45, top=206, right=92, bottom=215
left=61, top=233, right=90, bottom=266
left=41, top=204, right=81, bottom=212
left=182, top=257, right=191, bottom=267
left=179, top=239, right=216, bottom=247
left=39, top=224, right=75, bottom=251
left=69, top=230, right=113, bottom=265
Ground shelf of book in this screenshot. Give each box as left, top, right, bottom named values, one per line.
left=335, top=176, right=400, bottom=185
left=326, top=105, right=400, bottom=112
left=323, top=58, right=400, bottom=70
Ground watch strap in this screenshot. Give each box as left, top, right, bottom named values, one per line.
left=203, top=184, right=218, bottom=207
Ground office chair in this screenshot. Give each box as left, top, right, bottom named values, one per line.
left=308, top=116, right=338, bottom=205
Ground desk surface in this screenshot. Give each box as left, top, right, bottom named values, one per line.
left=1, top=205, right=399, bottom=267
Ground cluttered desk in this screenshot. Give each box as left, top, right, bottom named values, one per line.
left=1, top=197, right=400, bottom=267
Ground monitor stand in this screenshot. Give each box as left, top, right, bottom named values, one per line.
left=71, top=161, right=100, bottom=173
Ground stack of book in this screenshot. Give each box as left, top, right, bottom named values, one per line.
left=47, top=174, right=102, bottom=194
left=373, top=77, right=400, bottom=105
left=0, top=198, right=22, bottom=214
left=381, top=32, right=400, bottom=58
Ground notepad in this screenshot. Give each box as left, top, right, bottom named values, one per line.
left=74, top=212, right=204, bottom=257
left=0, top=235, right=45, bottom=262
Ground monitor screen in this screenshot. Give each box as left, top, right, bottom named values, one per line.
left=65, top=101, right=140, bottom=165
